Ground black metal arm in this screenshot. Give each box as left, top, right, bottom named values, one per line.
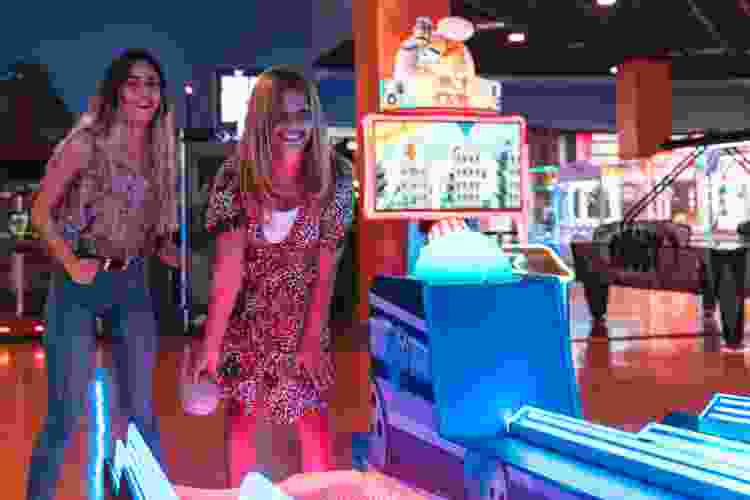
left=728, top=148, right=750, bottom=177
left=661, top=130, right=750, bottom=151
left=622, top=146, right=705, bottom=226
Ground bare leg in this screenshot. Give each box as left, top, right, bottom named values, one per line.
left=297, top=408, right=335, bottom=473
left=226, top=406, right=259, bottom=488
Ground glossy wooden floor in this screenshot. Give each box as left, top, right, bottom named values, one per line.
left=4, top=284, right=750, bottom=499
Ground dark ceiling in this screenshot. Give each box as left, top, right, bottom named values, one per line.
left=315, top=0, right=750, bottom=79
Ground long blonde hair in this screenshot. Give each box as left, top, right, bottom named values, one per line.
left=237, top=66, right=333, bottom=221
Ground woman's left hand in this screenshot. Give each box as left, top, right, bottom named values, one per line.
left=158, top=244, right=181, bottom=268
left=297, top=336, right=334, bottom=393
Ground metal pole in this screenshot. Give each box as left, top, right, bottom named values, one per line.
left=186, top=94, right=192, bottom=129
left=11, top=190, right=26, bottom=317
left=178, top=130, right=191, bottom=334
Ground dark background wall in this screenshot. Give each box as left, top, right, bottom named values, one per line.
left=314, top=73, right=750, bottom=134
left=2, top=0, right=749, bottom=134
left=0, top=1, right=330, bottom=128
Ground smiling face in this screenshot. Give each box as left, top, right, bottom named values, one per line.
left=119, top=60, right=162, bottom=125
left=237, top=67, right=332, bottom=203
left=270, top=89, right=313, bottom=157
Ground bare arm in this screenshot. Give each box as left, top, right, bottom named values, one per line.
left=302, top=247, right=338, bottom=346
left=203, top=227, right=247, bottom=346
left=31, top=134, right=91, bottom=273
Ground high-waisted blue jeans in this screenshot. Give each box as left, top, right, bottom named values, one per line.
left=26, top=260, right=162, bottom=500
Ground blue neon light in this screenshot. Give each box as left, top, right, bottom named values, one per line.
left=510, top=407, right=750, bottom=499
left=89, top=369, right=110, bottom=500
left=700, top=394, right=750, bottom=443
left=638, top=424, right=750, bottom=473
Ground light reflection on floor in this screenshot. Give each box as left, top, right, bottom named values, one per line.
left=3, top=284, right=750, bottom=498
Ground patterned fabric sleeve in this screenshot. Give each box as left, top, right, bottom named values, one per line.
left=320, top=171, right=354, bottom=253
left=205, top=160, right=247, bottom=234
left=45, top=128, right=97, bottom=245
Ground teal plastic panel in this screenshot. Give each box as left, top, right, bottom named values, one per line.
left=699, top=394, right=750, bottom=443
left=638, top=422, right=750, bottom=474
left=422, top=275, right=580, bottom=449
left=509, top=407, right=750, bottom=500
left=414, top=230, right=518, bottom=285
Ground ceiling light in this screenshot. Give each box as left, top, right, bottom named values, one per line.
left=508, top=32, right=526, bottom=43
left=610, top=66, right=618, bottom=75
left=184, top=82, right=194, bottom=95
left=597, top=0, right=617, bottom=6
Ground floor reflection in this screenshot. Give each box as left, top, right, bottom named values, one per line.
left=3, top=284, right=750, bottom=498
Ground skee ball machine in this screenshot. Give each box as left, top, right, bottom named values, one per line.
left=359, top=14, right=750, bottom=500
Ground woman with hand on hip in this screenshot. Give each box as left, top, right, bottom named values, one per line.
left=27, top=48, right=179, bottom=500
left=191, top=66, right=353, bottom=486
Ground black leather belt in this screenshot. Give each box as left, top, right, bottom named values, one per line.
left=75, top=254, right=138, bottom=272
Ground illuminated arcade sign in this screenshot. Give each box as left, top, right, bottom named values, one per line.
left=380, top=17, right=501, bottom=111
left=361, top=112, right=527, bottom=220
left=590, top=133, right=619, bottom=163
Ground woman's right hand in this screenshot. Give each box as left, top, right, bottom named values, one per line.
left=427, top=218, right=469, bottom=242
left=191, top=337, right=221, bottom=384
left=66, top=258, right=100, bottom=285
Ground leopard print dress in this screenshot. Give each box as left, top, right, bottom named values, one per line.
left=205, top=158, right=353, bottom=424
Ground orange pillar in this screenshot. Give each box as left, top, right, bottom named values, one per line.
left=333, top=0, right=451, bottom=434
left=616, top=58, right=672, bottom=160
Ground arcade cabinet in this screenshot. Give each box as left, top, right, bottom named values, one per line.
left=0, top=61, right=74, bottom=338
left=571, top=132, right=750, bottom=348
left=361, top=14, right=750, bottom=500
left=528, top=164, right=561, bottom=255
left=557, top=159, right=614, bottom=263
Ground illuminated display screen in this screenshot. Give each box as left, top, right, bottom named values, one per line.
left=218, top=73, right=258, bottom=138
left=362, top=113, right=526, bottom=220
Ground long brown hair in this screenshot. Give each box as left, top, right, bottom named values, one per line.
left=88, top=49, right=177, bottom=236
left=236, top=66, right=333, bottom=221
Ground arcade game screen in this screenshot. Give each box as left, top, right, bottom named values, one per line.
left=362, top=113, right=526, bottom=219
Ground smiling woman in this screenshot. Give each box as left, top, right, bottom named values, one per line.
left=121, top=65, right=162, bottom=122
left=190, top=66, right=354, bottom=487
left=26, top=48, right=179, bottom=500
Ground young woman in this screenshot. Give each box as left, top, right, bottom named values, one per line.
left=191, top=66, right=353, bottom=486
left=27, top=49, right=178, bottom=500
